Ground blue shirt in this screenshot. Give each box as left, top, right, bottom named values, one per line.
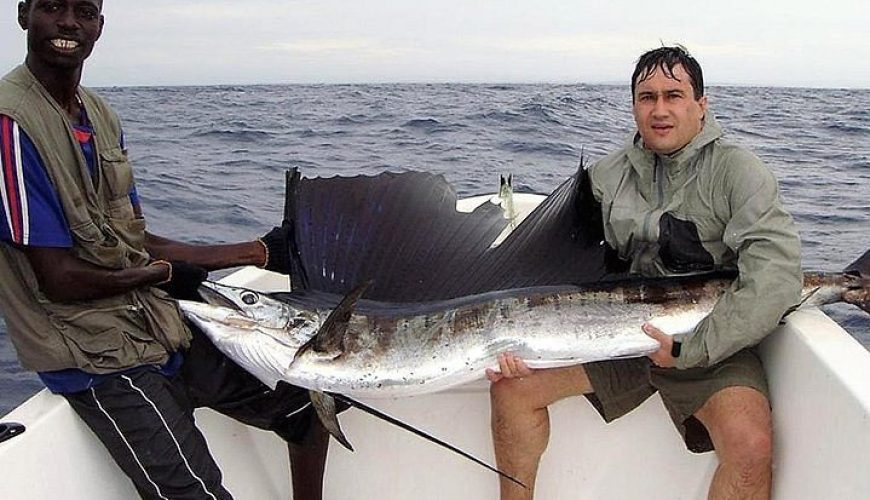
left=0, top=115, right=74, bottom=247
left=38, top=352, right=184, bottom=393
left=0, top=113, right=140, bottom=246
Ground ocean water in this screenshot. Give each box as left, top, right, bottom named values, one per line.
left=1, top=84, right=868, bottom=415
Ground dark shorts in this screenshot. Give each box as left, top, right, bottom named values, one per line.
left=584, top=348, right=769, bottom=453
left=179, top=321, right=321, bottom=444
left=63, top=323, right=324, bottom=500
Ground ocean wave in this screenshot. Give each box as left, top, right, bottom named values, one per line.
left=188, top=128, right=273, bottom=142
left=519, top=102, right=563, bottom=124
left=400, top=118, right=466, bottom=134
left=500, top=140, right=578, bottom=157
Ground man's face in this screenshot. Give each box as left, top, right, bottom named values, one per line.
left=632, top=64, right=708, bottom=155
left=19, top=0, right=104, bottom=71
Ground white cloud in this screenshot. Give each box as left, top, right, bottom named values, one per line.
left=258, top=39, right=422, bottom=60
left=470, top=35, right=636, bottom=55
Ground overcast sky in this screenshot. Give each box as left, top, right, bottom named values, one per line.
left=1, top=0, right=867, bottom=88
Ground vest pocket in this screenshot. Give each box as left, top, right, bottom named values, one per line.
left=107, top=196, right=136, bottom=220
left=108, top=217, right=147, bottom=263
left=98, top=148, right=138, bottom=222
left=46, top=300, right=169, bottom=371
left=100, top=147, right=135, bottom=202
left=68, top=219, right=126, bottom=268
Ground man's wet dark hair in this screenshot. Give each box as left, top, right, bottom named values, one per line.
left=631, top=46, right=704, bottom=101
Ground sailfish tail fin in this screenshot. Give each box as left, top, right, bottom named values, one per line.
left=843, top=249, right=870, bottom=313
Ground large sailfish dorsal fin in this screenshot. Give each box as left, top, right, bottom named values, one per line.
left=284, top=170, right=510, bottom=301
left=281, top=165, right=630, bottom=302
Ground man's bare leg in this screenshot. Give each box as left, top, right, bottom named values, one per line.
left=695, top=386, right=773, bottom=500
left=489, top=356, right=593, bottom=500
left=288, top=419, right=330, bottom=500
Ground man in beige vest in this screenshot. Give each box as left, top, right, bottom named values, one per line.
left=0, top=1, right=325, bottom=498
left=487, top=46, right=802, bottom=499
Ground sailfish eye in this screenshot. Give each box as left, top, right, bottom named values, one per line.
left=241, top=291, right=259, bottom=305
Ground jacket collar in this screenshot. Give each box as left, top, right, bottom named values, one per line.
left=625, top=111, right=723, bottom=176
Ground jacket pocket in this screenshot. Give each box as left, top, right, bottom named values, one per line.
left=658, top=212, right=717, bottom=273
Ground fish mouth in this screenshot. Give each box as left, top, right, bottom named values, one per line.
left=179, top=300, right=258, bottom=329
left=198, top=281, right=244, bottom=312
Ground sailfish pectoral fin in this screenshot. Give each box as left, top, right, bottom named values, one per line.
left=309, top=390, right=354, bottom=451
left=294, top=281, right=371, bottom=362
left=295, top=282, right=371, bottom=451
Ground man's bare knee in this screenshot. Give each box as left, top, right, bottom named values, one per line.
left=721, top=424, right=773, bottom=474
left=490, top=364, right=593, bottom=412
left=490, top=377, right=541, bottom=413
left=696, top=386, right=772, bottom=464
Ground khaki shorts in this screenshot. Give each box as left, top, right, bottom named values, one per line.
left=584, top=348, right=769, bottom=453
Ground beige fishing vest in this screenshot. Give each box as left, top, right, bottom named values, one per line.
left=0, top=65, right=191, bottom=373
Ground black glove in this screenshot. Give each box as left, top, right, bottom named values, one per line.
left=260, top=221, right=293, bottom=274
left=157, top=260, right=208, bottom=301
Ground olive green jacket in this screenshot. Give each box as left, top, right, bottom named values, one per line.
left=588, top=113, right=802, bottom=369
left=0, top=65, right=190, bottom=373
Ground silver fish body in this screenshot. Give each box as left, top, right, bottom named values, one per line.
left=280, top=283, right=720, bottom=398
left=180, top=275, right=787, bottom=398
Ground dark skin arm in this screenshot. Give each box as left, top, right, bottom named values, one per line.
left=24, top=246, right=167, bottom=302
left=143, top=232, right=266, bottom=271
left=24, top=232, right=267, bottom=303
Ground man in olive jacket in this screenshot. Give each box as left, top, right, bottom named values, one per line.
left=487, top=46, right=802, bottom=500
left=0, top=1, right=323, bottom=499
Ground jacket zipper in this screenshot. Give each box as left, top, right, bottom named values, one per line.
left=642, top=155, right=665, bottom=241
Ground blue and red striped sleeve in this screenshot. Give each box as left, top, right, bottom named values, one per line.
left=120, top=128, right=142, bottom=212
left=0, top=115, right=73, bottom=247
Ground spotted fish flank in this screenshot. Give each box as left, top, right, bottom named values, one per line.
left=180, top=261, right=870, bottom=400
